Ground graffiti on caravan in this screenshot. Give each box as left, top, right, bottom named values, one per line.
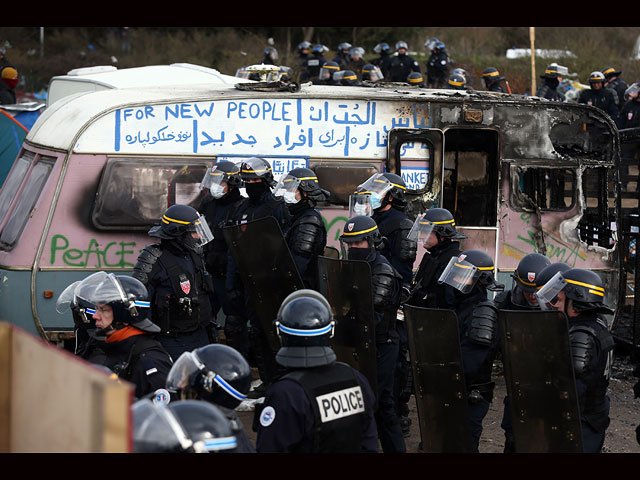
left=103, top=99, right=430, bottom=157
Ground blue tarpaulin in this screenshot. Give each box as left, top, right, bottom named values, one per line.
left=0, top=109, right=28, bottom=188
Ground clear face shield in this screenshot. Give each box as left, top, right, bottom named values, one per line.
left=356, top=174, right=393, bottom=211
left=56, top=280, right=81, bottom=314
left=74, top=271, right=149, bottom=318
left=273, top=174, right=302, bottom=204
left=166, top=351, right=248, bottom=403
left=437, top=255, right=484, bottom=294
left=189, top=214, right=214, bottom=247
left=348, top=191, right=374, bottom=217
left=407, top=214, right=436, bottom=247
left=366, top=65, right=384, bottom=82
left=132, top=399, right=238, bottom=453
left=534, top=271, right=568, bottom=311
left=201, top=165, right=234, bottom=199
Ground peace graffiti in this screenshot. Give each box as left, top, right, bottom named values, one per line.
left=50, top=234, right=137, bottom=268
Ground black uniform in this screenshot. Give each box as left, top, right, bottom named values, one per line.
left=102, top=331, right=173, bottom=399
left=132, top=240, right=215, bottom=361
left=569, top=311, right=615, bottom=453
left=536, top=78, right=563, bottom=101
left=283, top=204, right=326, bottom=291
left=196, top=187, right=243, bottom=318
left=255, top=362, right=379, bottom=453
left=617, top=99, right=640, bottom=129
left=607, top=77, right=628, bottom=107
left=426, top=51, right=449, bottom=88
left=388, top=52, right=421, bottom=83
left=578, top=87, right=619, bottom=122
left=372, top=52, right=392, bottom=79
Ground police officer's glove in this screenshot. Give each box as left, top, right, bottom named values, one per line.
left=400, top=285, right=411, bottom=304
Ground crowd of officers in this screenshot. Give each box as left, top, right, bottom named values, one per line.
left=252, top=39, right=640, bottom=132
left=57, top=153, right=640, bottom=453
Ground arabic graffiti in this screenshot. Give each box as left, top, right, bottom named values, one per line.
left=111, top=99, right=432, bottom=157
left=50, top=234, right=136, bottom=268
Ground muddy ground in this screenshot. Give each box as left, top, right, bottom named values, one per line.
left=236, top=354, right=640, bottom=454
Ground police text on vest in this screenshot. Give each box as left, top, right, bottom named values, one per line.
left=316, top=386, right=365, bottom=423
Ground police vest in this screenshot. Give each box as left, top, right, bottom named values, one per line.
left=283, top=362, right=366, bottom=453
left=154, top=248, right=214, bottom=335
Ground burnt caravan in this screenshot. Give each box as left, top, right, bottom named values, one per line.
left=0, top=79, right=621, bottom=346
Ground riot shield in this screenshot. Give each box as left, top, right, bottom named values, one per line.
left=316, top=255, right=377, bottom=393
left=403, top=304, right=473, bottom=453
left=499, top=309, right=583, bottom=453
left=223, top=216, right=304, bottom=352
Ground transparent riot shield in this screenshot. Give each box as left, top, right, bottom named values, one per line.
left=316, top=255, right=377, bottom=393
left=498, top=309, right=583, bottom=453
left=403, top=304, right=473, bottom=453
left=223, top=216, right=304, bottom=352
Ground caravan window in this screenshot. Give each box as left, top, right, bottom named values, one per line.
left=92, top=157, right=211, bottom=230
left=0, top=154, right=55, bottom=250
left=0, top=151, right=34, bottom=227
left=578, top=166, right=616, bottom=248
left=510, top=166, right=576, bottom=212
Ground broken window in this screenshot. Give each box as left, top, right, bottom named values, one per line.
left=577, top=166, right=616, bottom=248
left=510, top=166, right=576, bottom=212
left=92, top=157, right=211, bottom=230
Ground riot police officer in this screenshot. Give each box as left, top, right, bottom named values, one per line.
left=482, top=67, right=506, bottom=92
left=166, top=343, right=256, bottom=453
left=197, top=161, right=244, bottom=324
left=437, top=249, right=505, bottom=452
left=446, top=73, right=467, bottom=90
left=578, top=71, right=619, bottom=122
left=344, top=46, right=366, bottom=78
left=132, top=204, right=215, bottom=361
left=255, top=290, right=379, bottom=453
left=536, top=64, right=566, bottom=101
left=262, top=46, right=278, bottom=65
left=495, top=252, right=551, bottom=452
left=315, top=61, right=340, bottom=85
left=294, top=41, right=312, bottom=83
left=388, top=41, right=421, bottom=83
left=132, top=398, right=239, bottom=453
left=306, top=44, right=328, bottom=83
left=351, top=172, right=417, bottom=437
left=340, top=215, right=406, bottom=453
left=406, top=208, right=467, bottom=309
left=361, top=64, right=384, bottom=84
left=70, top=271, right=174, bottom=399
left=273, top=167, right=329, bottom=291
left=426, top=41, right=449, bottom=89
left=602, top=66, right=628, bottom=107
left=224, top=157, right=289, bottom=389
left=617, top=83, right=640, bottom=129
left=535, top=268, right=615, bottom=453
left=372, top=42, right=392, bottom=79
left=407, top=71, right=425, bottom=87
left=332, top=42, right=352, bottom=69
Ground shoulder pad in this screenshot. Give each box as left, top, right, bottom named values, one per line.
left=398, top=218, right=414, bottom=231
left=297, top=211, right=324, bottom=227
left=467, top=300, right=498, bottom=346
left=373, top=259, right=402, bottom=279
left=569, top=329, right=597, bottom=377
left=132, top=244, right=163, bottom=283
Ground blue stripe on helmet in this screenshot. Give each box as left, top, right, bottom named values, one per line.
left=134, top=300, right=150, bottom=308
left=213, top=374, right=247, bottom=401
left=203, top=436, right=238, bottom=451
left=277, top=323, right=333, bottom=336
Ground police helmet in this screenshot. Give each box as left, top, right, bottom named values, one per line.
left=374, top=42, right=391, bottom=54
left=337, top=42, right=352, bottom=52
left=275, top=289, right=336, bottom=368
left=435, top=41, right=446, bottom=51
left=132, top=399, right=238, bottom=453
left=447, top=73, right=466, bottom=90
left=349, top=47, right=365, bottom=59
left=395, top=40, right=408, bottom=51
left=298, top=41, right=312, bottom=52
left=602, top=66, right=621, bottom=80
left=482, top=67, right=504, bottom=85
left=536, top=262, right=571, bottom=290
left=452, top=68, right=469, bottom=79
left=73, top=271, right=159, bottom=333
left=362, top=64, right=384, bottom=82
left=354, top=172, right=405, bottom=212
left=263, top=46, right=278, bottom=62
left=407, top=72, right=424, bottom=86
left=148, top=204, right=214, bottom=248
left=625, top=83, right=640, bottom=101
left=239, top=157, right=276, bottom=187
left=340, top=70, right=361, bottom=86
left=438, top=249, right=504, bottom=293
left=201, top=161, right=242, bottom=198
left=540, top=64, right=567, bottom=79
left=589, top=71, right=606, bottom=85
left=419, top=208, right=467, bottom=240
left=533, top=262, right=571, bottom=310
left=167, top=344, right=252, bottom=410
left=273, top=167, right=329, bottom=205
left=424, top=37, right=439, bottom=50
left=319, top=61, right=340, bottom=81
left=339, top=215, right=383, bottom=261
left=562, top=268, right=613, bottom=314
left=378, top=172, right=407, bottom=208
left=512, top=253, right=551, bottom=293
left=312, top=44, right=329, bottom=54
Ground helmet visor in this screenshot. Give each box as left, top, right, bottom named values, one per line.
left=56, top=280, right=81, bottom=314
left=358, top=173, right=393, bottom=197
left=534, top=271, right=567, bottom=310
left=132, top=399, right=190, bottom=453
left=348, top=192, right=373, bottom=217
left=192, top=214, right=214, bottom=247
left=273, top=175, right=301, bottom=197
left=75, top=272, right=128, bottom=306
left=407, top=214, right=436, bottom=244
left=166, top=351, right=204, bottom=391
left=437, top=256, right=481, bottom=293
left=241, top=158, right=272, bottom=180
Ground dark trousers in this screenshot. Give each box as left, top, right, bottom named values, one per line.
left=393, top=320, right=411, bottom=417
left=158, top=326, right=210, bottom=362
left=501, top=395, right=516, bottom=452
left=468, top=396, right=491, bottom=453
left=376, top=340, right=406, bottom=453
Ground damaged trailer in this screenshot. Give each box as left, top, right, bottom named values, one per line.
left=0, top=79, right=623, bottom=347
